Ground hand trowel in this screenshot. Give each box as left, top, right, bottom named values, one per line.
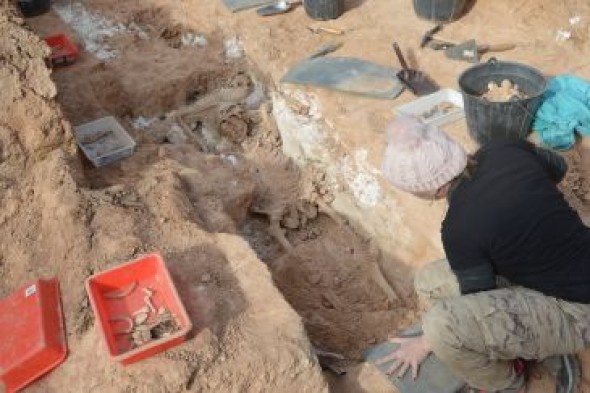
left=257, top=0, right=301, bottom=16
left=445, top=39, right=516, bottom=63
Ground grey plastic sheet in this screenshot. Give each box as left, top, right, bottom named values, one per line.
left=364, top=341, right=465, bottom=393
left=281, top=57, right=405, bottom=99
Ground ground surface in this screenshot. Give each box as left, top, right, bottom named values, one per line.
left=2, top=0, right=590, bottom=392
left=0, top=2, right=411, bottom=393
left=0, top=9, right=329, bottom=393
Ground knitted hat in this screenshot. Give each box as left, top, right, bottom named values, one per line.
left=381, top=117, right=467, bottom=194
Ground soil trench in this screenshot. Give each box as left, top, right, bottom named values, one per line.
left=0, top=2, right=414, bottom=392
left=42, top=5, right=415, bottom=361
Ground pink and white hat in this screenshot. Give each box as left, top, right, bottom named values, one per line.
left=381, top=117, right=467, bottom=194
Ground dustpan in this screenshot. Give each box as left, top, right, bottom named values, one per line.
left=281, top=57, right=405, bottom=99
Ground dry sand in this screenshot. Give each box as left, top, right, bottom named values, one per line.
left=0, top=2, right=413, bottom=392
left=2, top=0, right=590, bottom=392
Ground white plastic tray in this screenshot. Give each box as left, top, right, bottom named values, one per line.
left=74, top=116, right=136, bottom=167
left=395, top=88, right=465, bottom=127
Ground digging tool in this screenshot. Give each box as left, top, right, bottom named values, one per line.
left=429, top=41, right=455, bottom=50
left=307, top=41, right=343, bottom=59
left=223, top=0, right=274, bottom=12
left=392, top=42, right=439, bottom=96
left=445, top=39, right=517, bottom=63
left=420, top=24, right=457, bottom=49
left=256, top=0, right=301, bottom=16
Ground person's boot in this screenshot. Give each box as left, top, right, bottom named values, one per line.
left=463, top=355, right=579, bottom=393
left=462, top=359, right=527, bottom=393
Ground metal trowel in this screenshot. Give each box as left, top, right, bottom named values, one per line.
left=445, top=39, right=516, bottom=63
left=256, top=0, right=301, bottom=16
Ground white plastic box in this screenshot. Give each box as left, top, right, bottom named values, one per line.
left=395, top=88, right=465, bottom=127
left=74, top=116, right=136, bottom=167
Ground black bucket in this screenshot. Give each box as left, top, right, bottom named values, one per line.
left=304, top=0, right=345, bottom=20
left=412, top=0, right=470, bottom=23
left=18, top=0, right=51, bottom=17
left=458, top=58, right=547, bottom=145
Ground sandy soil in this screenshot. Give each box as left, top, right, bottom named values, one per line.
left=2, top=0, right=590, bottom=392
left=0, top=2, right=415, bottom=392
left=1, top=5, right=333, bottom=393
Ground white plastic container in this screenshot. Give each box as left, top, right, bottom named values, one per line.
left=74, top=116, right=136, bottom=167
left=396, top=88, right=465, bottom=127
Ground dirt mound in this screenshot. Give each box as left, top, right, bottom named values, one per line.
left=272, top=218, right=415, bottom=359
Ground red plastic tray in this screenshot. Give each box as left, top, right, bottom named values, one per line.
left=85, top=253, right=192, bottom=365
left=43, top=34, right=79, bottom=67
left=0, top=279, right=67, bottom=393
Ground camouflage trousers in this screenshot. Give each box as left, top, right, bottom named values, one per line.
left=415, top=259, right=590, bottom=391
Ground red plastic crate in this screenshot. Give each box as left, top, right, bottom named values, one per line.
left=0, top=279, right=68, bottom=393
left=85, top=253, right=192, bottom=365
left=43, top=34, right=79, bottom=67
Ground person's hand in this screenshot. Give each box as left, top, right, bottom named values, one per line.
left=375, top=336, right=432, bottom=380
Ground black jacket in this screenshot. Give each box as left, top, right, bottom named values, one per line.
left=442, top=139, right=590, bottom=303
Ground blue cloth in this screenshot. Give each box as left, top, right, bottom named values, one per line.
left=533, top=75, right=590, bottom=150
